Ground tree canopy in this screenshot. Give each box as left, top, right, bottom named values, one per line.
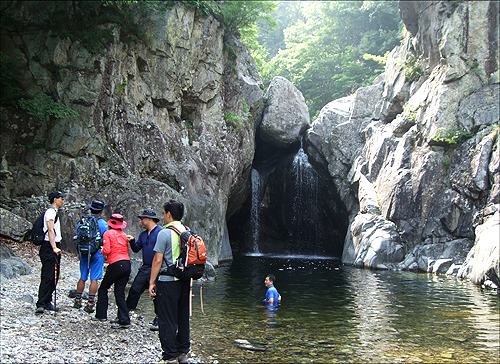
left=253, top=1, right=403, bottom=119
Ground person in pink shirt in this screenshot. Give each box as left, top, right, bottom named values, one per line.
left=94, top=214, right=133, bottom=329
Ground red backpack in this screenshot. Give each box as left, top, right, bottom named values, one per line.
left=167, top=226, right=207, bottom=280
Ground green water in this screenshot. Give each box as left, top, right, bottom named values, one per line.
left=141, top=255, right=500, bottom=363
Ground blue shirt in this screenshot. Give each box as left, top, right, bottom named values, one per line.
left=265, top=285, right=280, bottom=303
left=130, top=225, right=163, bottom=268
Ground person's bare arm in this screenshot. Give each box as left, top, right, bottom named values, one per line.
left=46, top=220, right=61, bottom=255
left=149, top=252, right=163, bottom=297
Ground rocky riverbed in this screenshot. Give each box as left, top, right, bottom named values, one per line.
left=0, top=240, right=209, bottom=363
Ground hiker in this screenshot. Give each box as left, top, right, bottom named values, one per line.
left=126, top=209, right=163, bottom=331
left=263, top=274, right=281, bottom=305
left=35, top=190, right=67, bottom=314
left=149, top=199, right=190, bottom=364
left=94, top=214, right=133, bottom=329
left=73, top=200, right=108, bottom=313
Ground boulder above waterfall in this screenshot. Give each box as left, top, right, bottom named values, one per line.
left=260, top=76, right=310, bottom=148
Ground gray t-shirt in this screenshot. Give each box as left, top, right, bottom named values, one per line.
left=153, top=228, right=177, bottom=282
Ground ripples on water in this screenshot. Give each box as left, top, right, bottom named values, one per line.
left=140, top=255, right=500, bottom=363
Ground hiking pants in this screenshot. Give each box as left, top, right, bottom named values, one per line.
left=156, top=279, right=190, bottom=360
left=96, top=260, right=131, bottom=325
left=126, top=266, right=156, bottom=313
left=36, top=241, right=61, bottom=308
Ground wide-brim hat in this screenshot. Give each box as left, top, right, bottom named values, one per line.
left=89, top=200, right=107, bottom=211
left=138, top=209, right=160, bottom=222
left=107, top=214, right=127, bottom=229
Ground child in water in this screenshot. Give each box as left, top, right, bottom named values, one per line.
left=263, top=274, right=281, bottom=305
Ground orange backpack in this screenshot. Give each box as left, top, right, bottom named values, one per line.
left=167, top=226, right=207, bottom=280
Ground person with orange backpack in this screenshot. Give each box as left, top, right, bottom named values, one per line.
left=149, top=199, right=191, bottom=364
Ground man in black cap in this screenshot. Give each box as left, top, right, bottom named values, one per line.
left=73, top=200, right=108, bottom=313
left=126, top=209, right=163, bottom=330
left=36, top=190, right=67, bottom=314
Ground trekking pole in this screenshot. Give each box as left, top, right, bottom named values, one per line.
left=189, top=278, right=193, bottom=317
left=200, top=281, right=204, bottom=314
left=54, top=259, right=58, bottom=316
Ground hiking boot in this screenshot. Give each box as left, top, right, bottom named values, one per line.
left=83, top=302, right=95, bottom=314
left=111, top=323, right=130, bottom=329
left=73, top=299, right=82, bottom=309
left=149, top=316, right=159, bottom=331
left=44, top=304, right=60, bottom=312
left=91, top=316, right=107, bottom=322
left=110, top=317, right=120, bottom=324
left=160, top=357, right=178, bottom=364
left=35, top=306, right=44, bottom=314
left=178, top=353, right=189, bottom=364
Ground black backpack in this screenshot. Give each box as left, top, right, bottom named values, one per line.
left=74, top=215, right=102, bottom=256
left=29, top=207, right=58, bottom=246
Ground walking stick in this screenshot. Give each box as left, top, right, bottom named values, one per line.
left=189, top=278, right=193, bottom=317
left=54, top=259, right=58, bottom=316
left=200, top=281, right=204, bottom=314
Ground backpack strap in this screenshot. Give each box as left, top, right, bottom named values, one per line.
left=44, top=207, right=59, bottom=235
left=164, top=225, right=189, bottom=270
left=166, top=225, right=189, bottom=237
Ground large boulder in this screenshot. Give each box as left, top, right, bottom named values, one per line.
left=0, top=207, right=32, bottom=242
left=342, top=174, right=404, bottom=268
left=458, top=209, right=500, bottom=288
left=260, top=76, right=310, bottom=148
left=0, top=244, right=31, bottom=281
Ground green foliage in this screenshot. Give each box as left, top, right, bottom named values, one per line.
left=1, top=53, right=78, bottom=118
left=224, top=111, right=243, bottom=130
left=181, top=0, right=221, bottom=17
left=255, top=1, right=403, bottom=118
left=116, top=82, right=128, bottom=95
left=431, top=128, right=474, bottom=146
left=405, top=54, right=424, bottom=82
left=221, top=1, right=277, bottom=36
left=19, top=92, right=79, bottom=119
left=363, top=51, right=389, bottom=66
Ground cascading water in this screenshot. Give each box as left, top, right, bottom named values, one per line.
left=229, top=130, right=348, bottom=258
left=247, top=136, right=331, bottom=256
left=289, top=143, right=319, bottom=251
left=250, top=168, right=263, bottom=253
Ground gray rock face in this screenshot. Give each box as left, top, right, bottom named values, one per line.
left=0, top=3, right=264, bottom=266
left=0, top=208, right=32, bottom=242
left=308, top=0, right=499, bottom=285
left=260, top=76, right=310, bottom=148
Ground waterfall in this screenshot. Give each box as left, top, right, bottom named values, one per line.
left=246, top=137, right=333, bottom=256
left=250, top=168, right=263, bottom=253
left=290, top=143, right=319, bottom=252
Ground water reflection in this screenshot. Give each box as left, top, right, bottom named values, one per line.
left=136, top=256, right=499, bottom=363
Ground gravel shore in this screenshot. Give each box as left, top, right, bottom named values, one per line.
left=0, top=241, right=208, bottom=363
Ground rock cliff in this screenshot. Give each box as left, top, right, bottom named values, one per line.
left=0, top=2, right=263, bottom=266
left=308, top=0, right=499, bottom=287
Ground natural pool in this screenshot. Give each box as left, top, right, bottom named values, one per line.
left=141, top=255, right=500, bottom=363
